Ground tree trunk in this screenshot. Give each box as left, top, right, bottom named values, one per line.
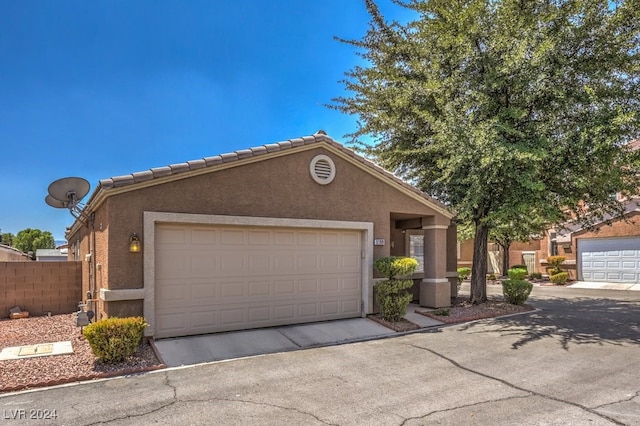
left=499, top=241, right=511, bottom=277
left=470, top=222, right=489, bottom=304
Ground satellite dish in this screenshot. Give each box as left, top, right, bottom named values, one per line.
left=45, top=194, right=69, bottom=209
left=45, top=176, right=93, bottom=227
left=47, top=177, right=90, bottom=202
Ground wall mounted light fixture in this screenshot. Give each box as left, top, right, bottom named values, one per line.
left=129, top=233, right=141, bottom=253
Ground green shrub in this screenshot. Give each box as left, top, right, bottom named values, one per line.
left=433, top=307, right=451, bottom=316
left=547, top=256, right=566, bottom=275
left=374, top=279, right=413, bottom=322
left=550, top=272, right=569, bottom=285
left=529, top=272, right=543, bottom=280
left=374, top=257, right=418, bottom=322
left=487, top=273, right=497, bottom=281
left=457, top=267, right=472, bottom=282
left=511, top=264, right=528, bottom=271
left=502, top=279, right=533, bottom=305
left=82, top=317, right=147, bottom=363
left=507, top=267, right=528, bottom=280
left=546, top=266, right=560, bottom=276
left=374, top=257, right=419, bottom=279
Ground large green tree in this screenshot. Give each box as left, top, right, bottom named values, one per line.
left=14, top=228, right=55, bottom=258
left=335, top=0, right=640, bottom=303
left=1, top=232, right=15, bottom=246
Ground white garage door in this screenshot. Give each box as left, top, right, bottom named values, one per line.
left=154, top=223, right=363, bottom=338
left=578, top=238, right=640, bottom=283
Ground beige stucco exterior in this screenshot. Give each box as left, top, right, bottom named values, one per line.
left=67, top=134, right=457, bottom=335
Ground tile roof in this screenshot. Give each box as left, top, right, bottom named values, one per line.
left=96, top=131, right=451, bottom=214
left=555, top=198, right=640, bottom=242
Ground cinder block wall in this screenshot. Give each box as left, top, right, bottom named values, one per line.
left=0, top=262, right=82, bottom=318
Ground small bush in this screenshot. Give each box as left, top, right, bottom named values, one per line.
left=511, top=264, right=528, bottom=271
left=433, top=307, right=451, bottom=316
left=374, top=279, right=413, bottom=322
left=547, top=256, right=566, bottom=270
left=82, top=317, right=147, bottom=363
left=529, top=272, right=543, bottom=280
left=487, top=273, right=497, bottom=281
left=502, top=279, right=533, bottom=305
left=550, top=272, right=569, bottom=285
left=457, top=267, right=472, bottom=282
left=507, top=267, right=528, bottom=280
left=374, top=257, right=418, bottom=322
left=546, top=266, right=560, bottom=276
left=374, top=257, right=419, bottom=279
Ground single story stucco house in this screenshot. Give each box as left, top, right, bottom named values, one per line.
left=66, top=132, right=457, bottom=338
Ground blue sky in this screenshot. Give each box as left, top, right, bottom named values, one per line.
left=0, top=0, right=416, bottom=240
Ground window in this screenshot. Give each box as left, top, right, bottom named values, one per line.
left=406, top=231, right=424, bottom=273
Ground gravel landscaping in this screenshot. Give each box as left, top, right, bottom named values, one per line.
left=417, top=297, right=535, bottom=324
left=0, top=314, right=164, bottom=393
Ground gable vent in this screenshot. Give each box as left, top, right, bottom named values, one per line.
left=310, top=154, right=336, bottom=185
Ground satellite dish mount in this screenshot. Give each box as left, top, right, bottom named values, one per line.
left=45, top=177, right=93, bottom=226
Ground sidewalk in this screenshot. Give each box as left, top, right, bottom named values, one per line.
left=567, top=281, right=640, bottom=291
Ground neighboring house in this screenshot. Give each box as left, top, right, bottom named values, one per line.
left=541, top=199, right=640, bottom=283
left=0, top=244, right=31, bottom=261
left=66, top=132, right=458, bottom=339
left=35, top=248, right=69, bottom=261
left=458, top=199, right=640, bottom=283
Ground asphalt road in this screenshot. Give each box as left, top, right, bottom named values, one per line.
left=1, top=285, right=639, bottom=425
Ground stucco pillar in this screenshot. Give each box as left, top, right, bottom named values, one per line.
left=420, top=217, right=451, bottom=308
left=446, top=222, right=459, bottom=298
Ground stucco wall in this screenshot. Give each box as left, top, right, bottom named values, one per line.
left=0, top=261, right=82, bottom=318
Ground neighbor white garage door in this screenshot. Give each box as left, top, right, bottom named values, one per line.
left=154, top=223, right=363, bottom=338
left=578, top=238, right=640, bottom=283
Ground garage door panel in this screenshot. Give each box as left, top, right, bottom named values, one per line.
left=157, top=254, right=187, bottom=277
left=220, top=255, right=244, bottom=274
left=248, top=230, right=271, bottom=245
left=579, top=238, right=640, bottom=283
left=191, top=228, right=217, bottom=244
left=157, top=227, right=187, bottom=244
left=220, top=309, right=245, bottom=326
left=274, top=305, right=296, bottom=320
left=248, top=281, right=271, bottom=297
left=155, top=224, right=363, bottom=337
left=191, top=282, right=218, bottom=300
left=191, top=254, right=218, bottom=276
left=221, top=229, right=245, bottom=244
left=320, top=301, right=340, bottom=315
left=275, top=231, right=296, bottom=245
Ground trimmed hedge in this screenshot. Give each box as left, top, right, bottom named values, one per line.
left=507, top=267, right=528, bottom=280
left=550, top=272, right=569, bottom=285
left=374, top=256, right=418, bottom=322
left=457, top=267, right=472, bottom=281
left=82, top=317, right=148, bottom=363
left=374, top=257, right=419, bottom=279
left=502, top=279, right=533, bottom=305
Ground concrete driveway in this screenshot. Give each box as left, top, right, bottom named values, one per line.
left=153, top=306, right=442, bottom=367
left=2, top=286, right=639, bottom=425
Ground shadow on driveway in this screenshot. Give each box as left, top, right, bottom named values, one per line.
left=458, top=296, right=640, bottom=350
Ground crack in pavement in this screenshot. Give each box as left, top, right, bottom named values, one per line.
left=399, top=394, right=532, bottom=426
left=84, top=371, right=335, bottom=426
left=408, top=343, right=627, bottom=426
left=85, top=372, right=178, bottom=425
left=594, top=390, right=640, bottom=410
left=201, top=397, right=339, bottom=425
